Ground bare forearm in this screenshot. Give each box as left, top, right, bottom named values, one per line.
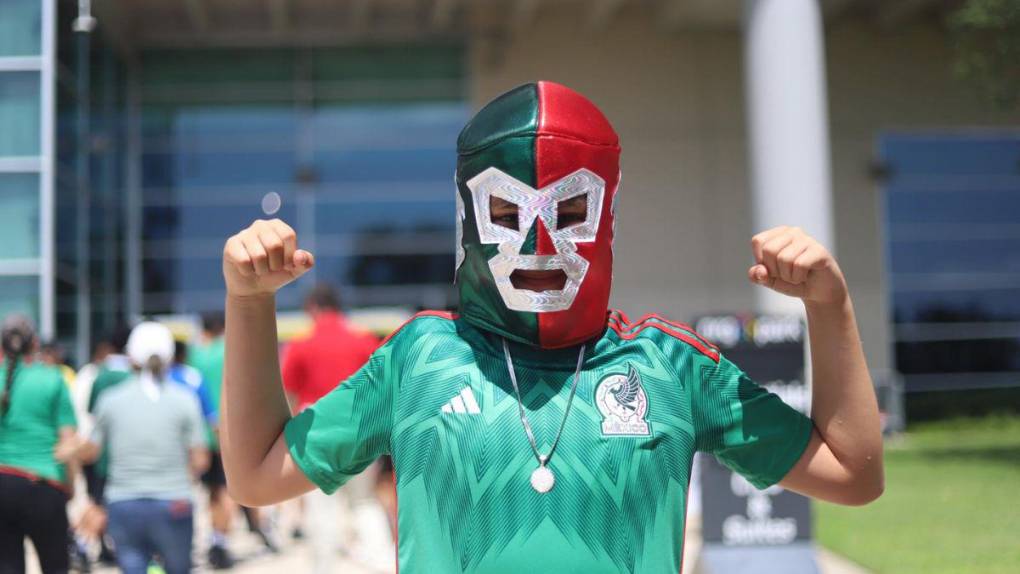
left=751, top=226, right=883, bottom=504
left=805, top=296, right=883, bottom=484
left=55, top=430, right=100, bottom=465
left=190, top=447, right=211, bottom=478
left=221, top=294, right=292, bottom=491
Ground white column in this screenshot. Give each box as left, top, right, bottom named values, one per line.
left=743, top=0, right=834, bottom=315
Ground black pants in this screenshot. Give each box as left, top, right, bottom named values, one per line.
left=0, top=473, right=69, bottom=574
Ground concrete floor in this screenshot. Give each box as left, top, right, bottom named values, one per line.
left=25, top=491, right=870, bottom=574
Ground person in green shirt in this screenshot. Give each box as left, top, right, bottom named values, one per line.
left=187, top=312, right=234, bottom=568
left=189, top=314, right=226, bottom=427
left=0, top=315, right=77, bottom=574
left=218, top=82, right=885, bottom=573
left=74, top=326, right=132, bottom=566
left=190, top=312, right=276, bottom=567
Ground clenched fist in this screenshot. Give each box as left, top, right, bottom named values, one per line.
left=223, top=219, right=314, bottom=298
left=749, top=226, right=848, bottom=306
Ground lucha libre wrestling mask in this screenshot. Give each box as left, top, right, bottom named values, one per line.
left=455, top=81, right=621, bottom=349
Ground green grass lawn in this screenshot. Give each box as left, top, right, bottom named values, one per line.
left=816, top=416, right=1020, bottom=574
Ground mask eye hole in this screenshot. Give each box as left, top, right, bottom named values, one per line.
left=490, top=196, right=519, bottom=231
left=557, top=194, right=588, bottom=230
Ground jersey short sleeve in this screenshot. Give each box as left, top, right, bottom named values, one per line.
left=283, top=339, right=398, bottom=495
left=52, top=373, right=78, bottom=429
left=90, top=394, right=110, bottom=448
left=691, top=354, right=813, bottom=489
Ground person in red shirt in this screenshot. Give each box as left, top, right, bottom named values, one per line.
left=281, top=285, right=393, bottom=573
left=282, top=285, right=378, bottom=412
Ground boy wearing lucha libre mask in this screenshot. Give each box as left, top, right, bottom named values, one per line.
left=220, top=82, right=883, bottom=573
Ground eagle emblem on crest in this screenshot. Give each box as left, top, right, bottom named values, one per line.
left=595, top=365, right=651, bottom=436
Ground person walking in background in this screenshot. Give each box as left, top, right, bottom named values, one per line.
left=67, top=337, right=115, bottom=569
left=78, top=326, right=133, bottom=566
left=169, top=340, right=217, bottom=430
left=72, top=339, right=112, bottom=406
left=0, top=316, right=78, bottom=574
left=190, top=313, right=276, bottom=567
left=188, top=313, right=237, bottom=568
left=60, top=322, right=209, bottom=574
left=280, top=284, right=390, bottom=573
left=39, top=341, right=75, bottom=390
left=70, top=335, right=116, bottom=454
left=87, top=328, right=134, bottom=412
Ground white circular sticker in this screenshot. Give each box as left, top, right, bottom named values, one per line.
left=261, top=191, right=282, bottom=215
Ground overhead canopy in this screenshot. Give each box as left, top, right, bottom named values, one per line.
left=89, top=0, right=937, bottom=52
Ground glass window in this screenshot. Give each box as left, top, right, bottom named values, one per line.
left=313, top=195, right=454, bottom=236
left=147, top=202, right=298, bottom=242
left=0, top=72, right=41, bottom=156
left=0, top=276, right=38, bottom=325
left=138, top=46, right=467, bottom=315
left=0, top=0, right=41, bottom=57
left=311, top=45, right=464, bottom=83
left=311, top=103, right=462, bottom=184
left=0, top=173, right=39, bottom=259
left=142, top=106, right=298, bottom=189
left=140, top=50, right=295, bottom=95
left=143, top=149, right=298, bottom=188
left=882, top=133, right=1020, bottom=389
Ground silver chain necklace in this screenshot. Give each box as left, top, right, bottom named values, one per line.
left=502, top=338, right=586, bottom=494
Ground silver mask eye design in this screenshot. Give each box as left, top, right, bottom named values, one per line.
left=454, top=173, right=466, bottom=280
left=465, top=167, right=605, bottom=312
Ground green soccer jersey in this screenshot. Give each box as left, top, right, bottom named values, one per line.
left=88, top=364, right=132, bottom=413
left=285, top=310, right=812, bottom=574
left=0, top=361, right=77, bottom=483
left=189, top=336, right=225, bottom=449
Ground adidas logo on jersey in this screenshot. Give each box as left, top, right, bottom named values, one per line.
left=440, top=387, right=481, bottom=415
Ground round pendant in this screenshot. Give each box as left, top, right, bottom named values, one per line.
left=530, top=465, right=555, bottom=493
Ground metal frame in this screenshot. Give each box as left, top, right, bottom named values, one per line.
left=0, top=157, right=43, bottom=172
left=40, top=0, right=56, bottom=340
left=0, top=260, right=41, bottom=276
left=0, top=56, right=43, bottom=72
left=125, top=61, right=143, bottom=320
left=0, top=3, right=52, bottom=337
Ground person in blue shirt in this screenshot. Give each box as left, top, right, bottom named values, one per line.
left=169, top=341, right=216, bottom=427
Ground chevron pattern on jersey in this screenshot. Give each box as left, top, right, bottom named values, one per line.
left=389, top=316, right=703, bottom=573
left=288, top=312, right=811, bottom=574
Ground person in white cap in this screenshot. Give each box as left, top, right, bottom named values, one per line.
left=59, top=322, right=210, bottom=574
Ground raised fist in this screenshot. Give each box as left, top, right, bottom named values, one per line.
left=223, top=219, right=314, bottom=298
left=748, top=226, right=848, bottom=306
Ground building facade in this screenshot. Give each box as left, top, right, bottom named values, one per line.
left=0, top=0, right=55, bottom=339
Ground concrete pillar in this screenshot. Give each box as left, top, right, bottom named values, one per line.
left=743, top=0, right=834, bottom=314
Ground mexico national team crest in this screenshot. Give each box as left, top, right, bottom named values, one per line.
left=595, top=365, right=651, bottom=436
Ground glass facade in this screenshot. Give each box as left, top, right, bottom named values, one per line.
left=0, top=173, right=40, bottom=259
left=882, top=133, right=1020, bottom=391
left=0, top=276, right=38, bottom=322
left=44, top=1, right=132, bottom=361
left=137, top=46, right=466, bottom=315
left=0, top=0, right=50, bottom=336
left=33, top=17, right=466, bottom=361
left=0, top=72, right=41, bottom=156
left=0, top=0, right=42, bottom=57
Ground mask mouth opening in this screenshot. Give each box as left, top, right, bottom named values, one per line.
left=510, top=269, right=568, bottom=292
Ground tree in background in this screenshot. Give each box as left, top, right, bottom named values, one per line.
left=947, top=0, right=1020, bottom=110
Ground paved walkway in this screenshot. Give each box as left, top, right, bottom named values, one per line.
left=27, top=502, right=870, bottom=574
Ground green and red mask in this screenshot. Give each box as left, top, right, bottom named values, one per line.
left=455, top=81, right=621, bottom=349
